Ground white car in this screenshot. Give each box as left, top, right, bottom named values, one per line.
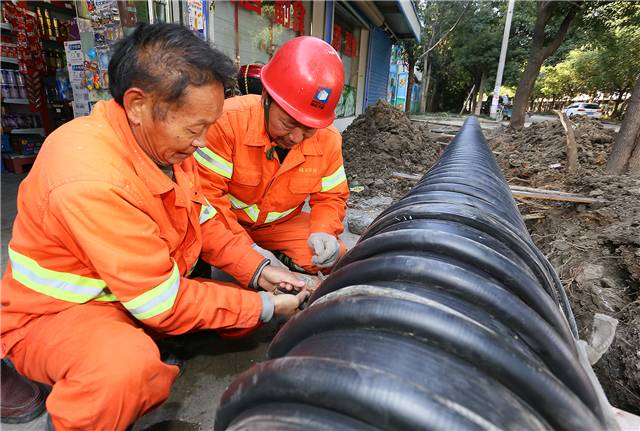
left=562, top=102, right=602, bottom=118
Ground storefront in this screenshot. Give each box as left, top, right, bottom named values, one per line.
left=1, top=0, right=419, bottom=173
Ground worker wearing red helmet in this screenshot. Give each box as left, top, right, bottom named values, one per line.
left=196, top=36, right=349, bottom=273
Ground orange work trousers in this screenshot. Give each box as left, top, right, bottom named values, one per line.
left=248, top=212, right=346, bottom=273
left=7, top=303, right=179, bottom=431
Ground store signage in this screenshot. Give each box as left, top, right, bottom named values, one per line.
left=232, top=0, right=305, bottom=33
left=232, top=0, right=262, bottom=15
left=331, top=24, right=341, bottom=51
left=332, top=26, right=357, bottom=57
left=343, top=31, right=357, bottom=57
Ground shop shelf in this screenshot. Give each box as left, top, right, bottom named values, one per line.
left=10, top=128, right=45, bottom=136
left=37, top=2, right=76, bottom=16
left=1, top=57, right=18, bottom=64
left=0, top=22, right=13, bottom=31
left=2, top=98, right=29, bottom=105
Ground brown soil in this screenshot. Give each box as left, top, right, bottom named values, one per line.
left=488, top=118, right=640, bottom=413
left=342, top=101, right=441, bottom=204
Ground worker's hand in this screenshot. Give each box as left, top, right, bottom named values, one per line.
left=271, top=289, right=309, bottom=318
left=258, top=265, right=306, bottom=293
left=251, top=243, right=286, bottom=268
left=308, top=232, right=340, bottom=268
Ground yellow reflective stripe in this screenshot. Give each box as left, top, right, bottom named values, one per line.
left=186, top=259, right=198, bottom=277
left=321, top=166, right=347, bottom=192
left=8, top=246, right=107, bottom=303
left=95, top=292, right=118, bottom=302
left=194, top=148, right=233, bottom=179
left=123, top=262, right=180, bottom=320
left=199, top=197, right=217, bottom=224
left=265, top=206, right=298, bottom=223
left=227, top=194, right=260, bottom=222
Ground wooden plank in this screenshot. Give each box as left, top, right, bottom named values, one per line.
left=509, top=185, right=584, bottom=197
left=510, top=190, right=603, bottom=204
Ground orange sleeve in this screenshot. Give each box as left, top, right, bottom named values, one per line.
left=197, top=118, right=250, bottom=238
left=309, top=132, right=350, bottom=236
left=199, top=213, right=265, bottom=287
left=45, top=181, right=262, bottom=334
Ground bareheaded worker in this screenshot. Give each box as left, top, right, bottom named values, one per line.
left=0, top=23, right=307, bottom=430
left=196, top=36, right=349, bottom=274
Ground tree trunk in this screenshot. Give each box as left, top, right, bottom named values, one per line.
left=470, top=83, right=479, bottom=113
left=612, top=88, right=626, bottom=120
left=474, top=70, right=486, bottom=115
left=556, top=111, right=578, bottom=174
left=427, top=80, right=438, bottom=112
left=405, top=65, right=415, bottom=113
left=420, top=55, right=431, bottom=113
left=510, top=3, right=578, bottom=129
left=606, top=76, right=640, bottom=175
left=627, top=133, right=640, bottom=174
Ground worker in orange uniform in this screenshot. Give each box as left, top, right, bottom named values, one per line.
left=196, top=37, right=349, bottom=274
left=0, top=23, right=307, bottom=431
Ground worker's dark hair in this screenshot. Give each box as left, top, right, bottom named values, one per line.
left=108, top=23, right=236, bottom=118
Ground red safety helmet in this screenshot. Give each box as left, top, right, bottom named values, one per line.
left=261, top=36, right=344, bottom=129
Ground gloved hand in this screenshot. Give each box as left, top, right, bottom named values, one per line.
left=251, top=243, right=286, bottom=268
left=307, top=232, right=340, bottom=268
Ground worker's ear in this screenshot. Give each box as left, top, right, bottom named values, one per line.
left=122, top=87, right=148, bottom=126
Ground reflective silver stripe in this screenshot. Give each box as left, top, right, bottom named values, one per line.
left=265, top=206, right=298, bottom=223
left=199, top=197, right=217, bottom=224
left=227, top=194, right=260, bottom=222
left=194, top=148, right=233, bottom=179
left=321, top=166, right=347, bottom=192
left=123, top=262, right=180, bottom=320
left=9, top=246, right=107, bottom=303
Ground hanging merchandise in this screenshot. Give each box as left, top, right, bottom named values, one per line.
left=64, top=41, right=91, bottom=117
left=80, top=0, right=124, bottom=105
left=3, top=2, right=46, bottom=111
left=186, top=0, right=207, bottom=41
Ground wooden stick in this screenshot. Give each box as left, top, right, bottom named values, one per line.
left=523, top=213, right=546, bottom=220
left=430, top=130, right=457, bottom=136
left=390, top=172, right=604, bottom=204
left=555, top=110, right=578, bottom=174
left=392, top=172, right=422, bottom=181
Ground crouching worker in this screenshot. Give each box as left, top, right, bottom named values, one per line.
left=0, top=23, right=307, bottom=431
left=196, top=37, right=349, bottom=274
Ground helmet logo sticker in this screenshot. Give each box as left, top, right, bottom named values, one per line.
left=311, top=87, right=332, bottom=109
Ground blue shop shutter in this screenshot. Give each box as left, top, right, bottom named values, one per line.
left=365, top=27, right=393, bottom=107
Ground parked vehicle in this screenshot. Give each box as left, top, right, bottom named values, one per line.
left=562, top=103, right=602, bottom=119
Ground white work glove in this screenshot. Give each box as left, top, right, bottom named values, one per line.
left=308, top=232, right=340, bottom=268
left=251, top=243, right=286, bottom=268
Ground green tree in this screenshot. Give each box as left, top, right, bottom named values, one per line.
left=510, top=1, right=582, bottom=129
left=417, top=0, right=472, bottom=112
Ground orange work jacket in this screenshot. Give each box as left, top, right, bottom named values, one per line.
left=1, top=100, right=265, bottom=357
left=195, top=95, right=349, bottom=241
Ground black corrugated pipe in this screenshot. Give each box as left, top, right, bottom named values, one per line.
left=215, top=117, right=613, bottom=431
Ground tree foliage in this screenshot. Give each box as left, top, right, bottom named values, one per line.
left=409, top=0, right=639, bottom=119
left=532, top=2, right=640, bottom=117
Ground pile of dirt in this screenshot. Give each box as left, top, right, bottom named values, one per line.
left=487, top=117, right=616, bottom=187
left=342, top=101, right=441, bottom=203
left=490, top=117, right=639, bottom=412
left=523, top=174, right=640, bottom=413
